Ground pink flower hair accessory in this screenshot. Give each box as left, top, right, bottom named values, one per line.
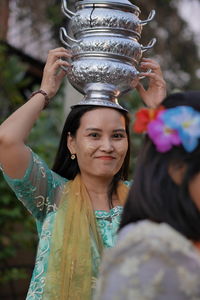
left=133, top=106, right=200, bottom=153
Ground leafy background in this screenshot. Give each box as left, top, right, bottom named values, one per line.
left=0, top=0, right=199, bottom=298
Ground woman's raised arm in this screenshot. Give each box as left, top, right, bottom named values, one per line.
left=0, top=47, right=71, bottom=179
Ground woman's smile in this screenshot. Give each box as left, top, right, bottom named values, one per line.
left=96, top=156, right=116, bottom=160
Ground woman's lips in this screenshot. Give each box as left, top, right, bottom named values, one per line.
left=96, top=156, right=115, bottom=160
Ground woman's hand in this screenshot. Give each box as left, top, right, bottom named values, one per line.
left=136, top=58, right=167, bottom=108
left=40, top=47, right=72, bottom=99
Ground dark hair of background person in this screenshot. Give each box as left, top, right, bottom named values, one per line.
left=52, top=105, right=130, bottom=207
left=119, top=91, right=200, bottom=241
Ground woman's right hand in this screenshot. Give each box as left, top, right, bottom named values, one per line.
left=40, top=47, right=72, bottom=99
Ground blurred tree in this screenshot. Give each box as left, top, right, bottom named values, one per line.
left=132, top=0, right=200, bottom=91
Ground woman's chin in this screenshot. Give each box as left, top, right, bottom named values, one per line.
left=94, top=170, right=117, bottom=179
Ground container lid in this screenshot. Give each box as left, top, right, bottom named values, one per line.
left=75, top=0, right=141, bottom=14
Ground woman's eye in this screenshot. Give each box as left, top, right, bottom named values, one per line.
left=89, top=133, right=99, bottom=138
left=112, top=133, right=125, bottom=139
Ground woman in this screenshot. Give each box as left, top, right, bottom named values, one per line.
left=0, top=47, right=166, bottom=300
left=95, top=91, right=200, bottom=300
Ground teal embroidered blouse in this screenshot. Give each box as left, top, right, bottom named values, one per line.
left=2, top=150, right=127, bottom=300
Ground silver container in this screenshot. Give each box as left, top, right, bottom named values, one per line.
left=60, top=29, right=156, bottom=65
left=62, top=0, right=155, bottom=40
left=60, top=0, right=156, bottom=108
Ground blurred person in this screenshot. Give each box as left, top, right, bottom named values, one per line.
left=95, top=91, right=200, bottom=300
left=0, top=47, right=166, bottom=300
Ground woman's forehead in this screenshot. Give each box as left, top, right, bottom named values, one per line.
left=81, top=108, right=125, bottom=124
left=80, top=108, right=126, bottom=128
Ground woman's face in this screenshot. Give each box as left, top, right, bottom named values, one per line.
left=68, top=108, right=128, bottom=180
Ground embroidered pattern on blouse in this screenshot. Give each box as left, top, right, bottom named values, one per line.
left=95, top=206, right=123, bottom=219
left=26, top=215, right=53, bottom=300
left=35, top=195, right=57, bottom=213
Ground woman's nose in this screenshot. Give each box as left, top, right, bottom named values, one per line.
left=100, top=138, right=114, bottom=152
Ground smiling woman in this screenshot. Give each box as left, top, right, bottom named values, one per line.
left=0, top=47, right=166, bottom=300
left=67, top=108, right=128, bottom=198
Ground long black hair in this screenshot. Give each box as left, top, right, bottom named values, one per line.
left=120, top=91, right=200, bottom=241
left=52, top=105, right=130, bottom=206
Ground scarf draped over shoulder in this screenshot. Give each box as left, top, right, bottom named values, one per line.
left=42, top=174, right=128, bottom=300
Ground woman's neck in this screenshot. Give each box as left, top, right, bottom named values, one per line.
left=80, top=173, right=118, bottom=211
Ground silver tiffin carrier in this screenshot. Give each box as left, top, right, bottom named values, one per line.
left=60, top=0, right=156, bottom=111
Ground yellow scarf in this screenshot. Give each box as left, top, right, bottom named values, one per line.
left=42, top=174, right=128, bottom=300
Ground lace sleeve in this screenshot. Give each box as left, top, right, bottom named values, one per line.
left=1, top=149, right=67, bottom=221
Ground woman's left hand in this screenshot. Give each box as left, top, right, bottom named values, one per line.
left=136, top=58, right=167, bottom=108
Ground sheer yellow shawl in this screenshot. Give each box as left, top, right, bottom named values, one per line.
left=42, top=174, right=128, bottom=300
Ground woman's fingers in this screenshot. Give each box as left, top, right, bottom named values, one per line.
left=45, top=48, right=72, bottom=65
left=139, top=58, right=165, bottom=87
left=52, top=59, right=72, bottom=77
left=135, top=82, right=146, bottom=96
left=139, top=72, right=166, bottom=84
left=52, top=59, right=71, bottom=71
left=140, top=62, right=161, bottom=73
left=44, top=53, right=72, bottom=78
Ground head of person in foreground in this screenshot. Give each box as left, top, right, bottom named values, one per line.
left=120, top=90, right=200, bottom=242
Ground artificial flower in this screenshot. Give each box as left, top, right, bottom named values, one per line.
left=161, top=106, right=200, bottom=152
left=147, top=117, right=181, bottom=152
left=133, top=106, right=165, bottom=133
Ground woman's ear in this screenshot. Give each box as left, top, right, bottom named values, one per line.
left=168, top=163, right=186, bottom=185
left=67, top=133, right=76, bottom=155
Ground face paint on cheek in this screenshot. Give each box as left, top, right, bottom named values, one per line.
left=76, top=142, right=99, bottom=158
left=85, top=143, right=99, bottom=155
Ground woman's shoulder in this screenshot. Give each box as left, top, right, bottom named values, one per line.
left=116, top=221, right=200, bottom=267
left=2, top=147, right=67, bottom=186
left=96, top=221, right=200, bottom=300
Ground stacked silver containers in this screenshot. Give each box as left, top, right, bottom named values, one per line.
left=60, top=0, right=156, bottom=106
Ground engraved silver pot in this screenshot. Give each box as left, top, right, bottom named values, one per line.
left=60, top=29, right=156, bottom=65
left=65, top=57, right=141, bottom=103
left=62, top=0, right=155, bottom=40
left=60, top=0, right=156, bottom=109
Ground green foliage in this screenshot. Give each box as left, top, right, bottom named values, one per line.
left=121, top=89, right=145, bottom=176
left=28, top=93, right=64, bottom=166
left=0, top=173, right=37, bottom=285
left=0, top=268, right=27, bottom=284
left=0, top=45, right=31, bottom=119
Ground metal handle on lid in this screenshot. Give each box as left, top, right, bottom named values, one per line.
left=140, top=10, right=156, bottom=25
left=62, top=0, right=75, bottom=19
left=60, top=27, right=80, bottom=48
left=141, top=38, right=157, bottom=53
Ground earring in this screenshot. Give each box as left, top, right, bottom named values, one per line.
left=71, top=154, right=76, bottom=160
